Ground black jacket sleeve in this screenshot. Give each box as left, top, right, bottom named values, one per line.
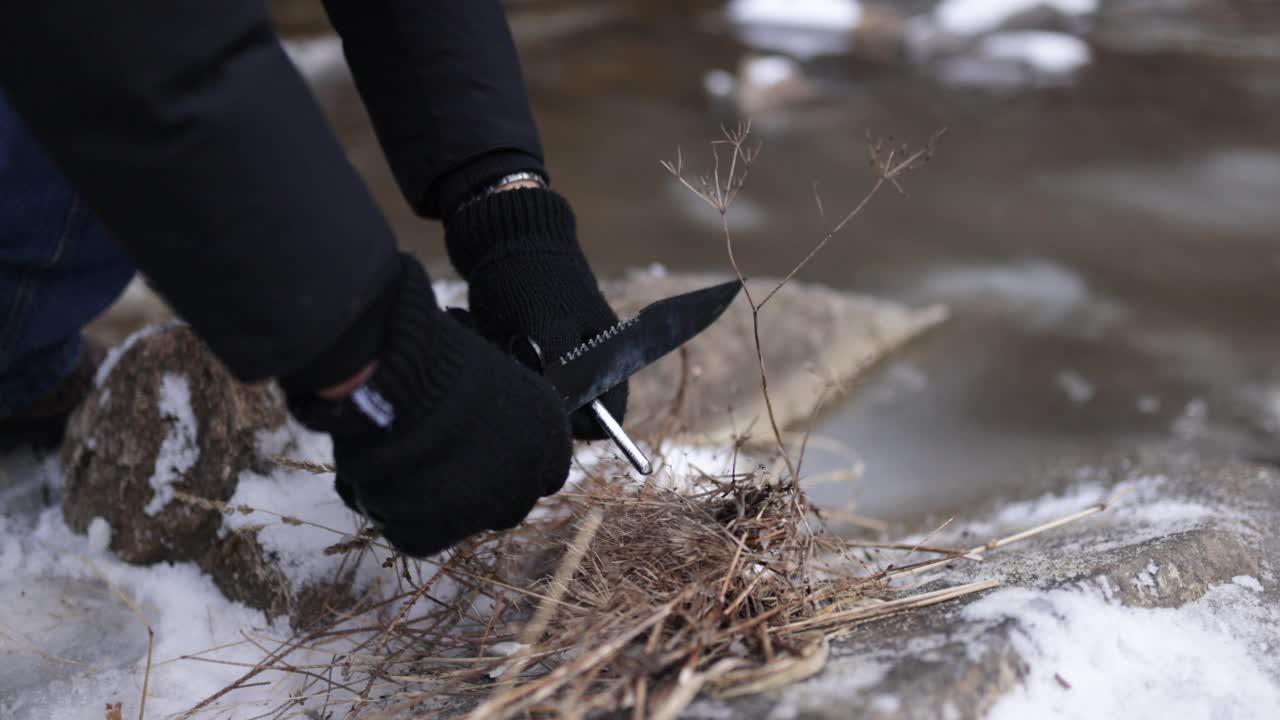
left=321, top=0, right=547, bottom=218
left=0, top=1, right=399, bottom=388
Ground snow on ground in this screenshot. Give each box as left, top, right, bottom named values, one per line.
left=1, top=499, right=305, bottom=719
left=742, top=55, right=801, bottom=88
left=727, top=0, right=861, bottom=30
left=0, top=422, right=372, bottom=720
left=903, top=0, right=1096, bottom=86
left=971, top=580, right=1280, bottom=718
left=2, top=418, right=1274, bottom=717
left=0, top=433, right=667, bottom=719
left=726, top=0, right=861, bottom=59
left=988, top=471, right=1215, bottom=534
left=934, top=0, right=1096, bottom=36
left=977, top=31, right=1091, bottom=75
left=704, top=68, right=738, bottom=99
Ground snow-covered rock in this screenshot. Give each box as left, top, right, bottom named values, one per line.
left=934, top=0, right=1096, bottom=37
left=737, top=55, right=819, bottom=114
left=727, top=0, right=863, bottom=59
left=691, top=449, right=1280, bottom=718
left=902, top=0, right=1096, bottom=87
left=202, top=423, right=375, bottom=628
left=61, top=325, right=287, bottom=565
left=57, top=325, right=380, bottom=627
left=977, top=30, right=1091, bottom=75
left=728, top=0, right=862, bottom=31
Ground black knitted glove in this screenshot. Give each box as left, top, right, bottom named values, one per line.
left=445, top=188, right=626, bottom=440
left=287, top=253, right=572, bottom=558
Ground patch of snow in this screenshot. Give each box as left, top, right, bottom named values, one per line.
left=978, top=31, right=1091, bottom=75
left=1131, top=559, right=1160, bottom=596
left=727, top=0, right=860, bottom=59
left=254, top=423, right=294, bottom=458
left=990, top=480, right=1111, bottom=527
left=143, top=373, right=199, bottom=516
left=94, top=322, right=176, bottom=386
left=1055, top=370, right=1095, bottom=404
left=1136, top=394, right=1161, bottom=414
left=223, top=421, right=389, bottom=591
left=728, top=0, right=862, bottom=30
left=934, top=0, right=1096, bottom=36
left=644, top=262, right=669, bottom=279
left=742, top=55, right=801, bottom=87
left=86, top=517, right=112, bottom=554
left=735, top=25, right=851, bottom=59
left=970, top=582, right=1280, bottom=719
left=1233, top=575, right=1263, bottom=593
left=704, top=68, right=737, bottom=98
left=870, top=695, right=901, bottom=713
left=0, top=503, right=307, bottom=719
left=958, top=473, right=1216, bottom=544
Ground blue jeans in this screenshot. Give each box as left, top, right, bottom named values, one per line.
left=0, top=93, right=134, bottom=417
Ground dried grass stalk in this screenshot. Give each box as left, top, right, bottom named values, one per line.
left=185, top=441, right=1124, bottom=720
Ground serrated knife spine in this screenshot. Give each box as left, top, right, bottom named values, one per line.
left=557, top=316, right=639, bottom=365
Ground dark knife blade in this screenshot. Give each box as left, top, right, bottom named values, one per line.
left=544, top=280, right=742, bottom=412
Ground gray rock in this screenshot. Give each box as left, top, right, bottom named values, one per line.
left=59, top=324, right=364, bottom=628
left=202, top=524, right=361, bottom=630
left=602, top=271, right=947, bottom=446
left=686, top=449, right=1279, bottom=717
left=60, top=325, right=287, bottom=565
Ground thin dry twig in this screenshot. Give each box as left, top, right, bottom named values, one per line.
left=662, top=124, right=941, bottom=482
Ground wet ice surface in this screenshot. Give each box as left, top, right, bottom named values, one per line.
left=446, top=1, right=1280, bottom=524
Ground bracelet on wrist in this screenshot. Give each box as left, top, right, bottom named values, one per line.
left=456, top=171, right=548, bottom=213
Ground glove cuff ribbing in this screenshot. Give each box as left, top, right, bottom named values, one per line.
left=444, top=187, right=581, bottom=280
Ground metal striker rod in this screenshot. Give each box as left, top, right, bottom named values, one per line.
left=590, top=399, right=652, bottom=475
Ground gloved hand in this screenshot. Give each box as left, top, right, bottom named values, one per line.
left=287, top=253, right=572, bottom=558
left=445, top=187, right=626, bottom=440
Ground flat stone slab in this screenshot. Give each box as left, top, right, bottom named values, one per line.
left=602, top=270, right=948, bottom=446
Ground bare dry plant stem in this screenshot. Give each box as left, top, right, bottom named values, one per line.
left=662, top=123, right=943, bottom=479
